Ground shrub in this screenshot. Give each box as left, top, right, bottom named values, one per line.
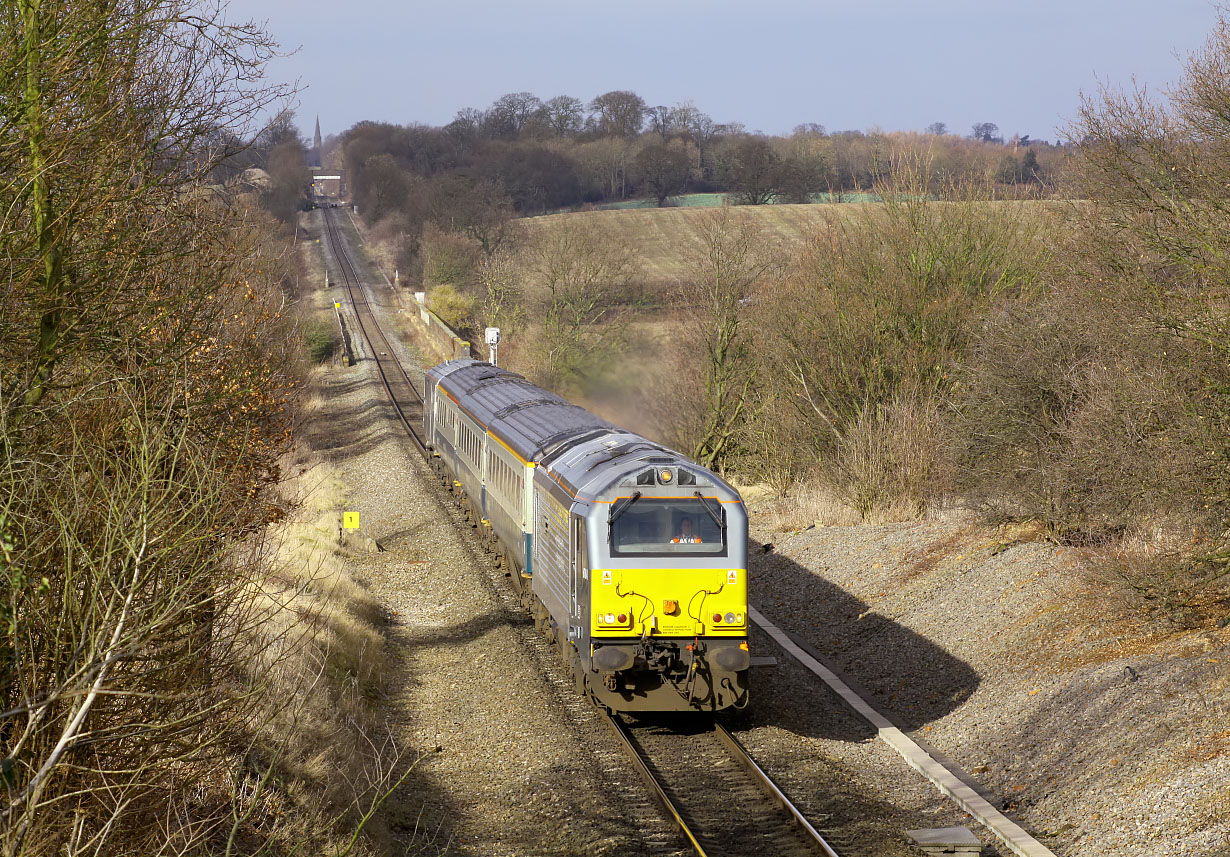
left=428, top=282, right=477, bottom=332
left=420, top=222, right=479, bottom=288
left=302, top=317, right=339, bottom=363
left=518, top=219, right=641, bottom=389
left=832, top=388, right=953, bottom=521
left=750, top=155, right=1056, bottom=518
left=960, top=9, right=1230, bottom=620
left=957, top=239, right=1228, bottom=619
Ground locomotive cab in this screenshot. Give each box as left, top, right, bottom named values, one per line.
left=535, top=444, right=751, bottom=713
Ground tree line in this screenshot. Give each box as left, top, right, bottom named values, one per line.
left=328, top=89, right=1065, bottom=292
left=650, top=35, right=1230, bottom=627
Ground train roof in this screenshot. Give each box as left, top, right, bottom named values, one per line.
left=426, top=360, right=741, bottom=503
left=427, top=359, right=617, bottom=463
left=540, top=433, right=739, bottom=503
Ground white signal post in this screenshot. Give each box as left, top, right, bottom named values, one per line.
left=485, top=327, right=501, bottom=366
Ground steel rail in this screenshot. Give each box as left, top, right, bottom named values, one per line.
left=603, top=712, right=843, bottom=857
left=320, top=207, right=427, bottom=454
left=749, top=607, right=1056, bottom=857
left=602, top=713, right=712, bottom=857
left=712, top=721, right=842, bottom=857
left=321, top=205, right=842, bottom=857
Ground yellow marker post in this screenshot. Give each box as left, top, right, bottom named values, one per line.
left=343, top=511, right=360, bottom=529
left=334, top=301, right=341, bottom=309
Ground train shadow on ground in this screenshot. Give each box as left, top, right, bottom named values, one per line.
left=746, top=550, right=981, bottom=741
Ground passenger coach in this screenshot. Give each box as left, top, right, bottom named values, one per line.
left=424, top=359, right=750, bottom=712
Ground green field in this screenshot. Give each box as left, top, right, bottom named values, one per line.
left=542, top=191, right=883, bottom=216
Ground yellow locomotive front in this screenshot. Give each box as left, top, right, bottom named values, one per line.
left=574, top=462, right=751, bottom=712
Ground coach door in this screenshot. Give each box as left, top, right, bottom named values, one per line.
left=571, top=516, right=587, bottom=619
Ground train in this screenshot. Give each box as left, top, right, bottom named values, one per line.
left=423, top=359, right=750, bottom=713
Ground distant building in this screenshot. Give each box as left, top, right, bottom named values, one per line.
left=308, top=115, right=323, bottom=168
left=309, top=166, right=345, bottom=199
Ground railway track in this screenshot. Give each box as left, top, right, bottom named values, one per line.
left=320, top=206, right=427, bottom=452
left=319, top=205, right=844, bottom=857
left=606, top=714, right=842, bottom=857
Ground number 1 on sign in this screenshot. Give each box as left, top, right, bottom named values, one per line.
left=343, top=512, right=359, bottom=529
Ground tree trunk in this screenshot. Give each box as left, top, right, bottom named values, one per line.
left=20, top=0, right=65, bottom=416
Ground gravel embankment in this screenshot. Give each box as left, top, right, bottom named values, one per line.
left=746, top=512, right=1230, bottom=857
left=304, top=364, right=652, bottom=856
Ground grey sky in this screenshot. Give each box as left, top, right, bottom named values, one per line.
left=242, top=0, right=1221, bottom=142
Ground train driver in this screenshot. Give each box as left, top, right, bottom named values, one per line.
left=671, top=516, right=702, bottom=544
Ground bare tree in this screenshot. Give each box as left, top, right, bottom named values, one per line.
left=1040, top=9, right=1230, bottom=602
left=542, top=95, right=586, bottom=137
left=647, top=105, right=676, bottom=139
left=588, top=90, right=648, bottom=137
left=679, top=210, right=779, bottom=471
left=263, top=132, right=312, bottom=223
left=577, top=136, right=635, bottom=199
left=428, top=175, right=515, bottom=257
left=721, top=137, right=785, bottom=205
left=634, top=141, right=692, bottom=206
left=486, top=91, right=544, bottom=138
left=1, top=0, right=290, bottom=425
left=520, top=221, right=641, bottom=386
left=477, top=247, right=526, bottom=341
left=671, top=102, right=719, bottom=175
left=0, top=2, right=306, bottom=851
left=971, top=121, right=1002, bottom=143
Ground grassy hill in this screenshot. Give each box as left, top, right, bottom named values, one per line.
left=520, top=202, right=872, bottom=286
left=521, top=200, right=1066, bottom=291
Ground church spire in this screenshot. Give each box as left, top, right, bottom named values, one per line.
left=313, top=116, right=322, bottom=151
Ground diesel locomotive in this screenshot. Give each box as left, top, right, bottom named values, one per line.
left=423, top=359, right=750, bottom=712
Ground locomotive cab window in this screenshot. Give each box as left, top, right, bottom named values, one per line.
left=608, top=497, right=726, bottom=557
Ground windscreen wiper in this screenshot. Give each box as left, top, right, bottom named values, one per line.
left=608, top=491, right=642, bottom=525
left=694, top=491, right=724, bottom=529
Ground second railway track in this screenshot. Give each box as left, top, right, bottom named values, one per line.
left=321, top=206, right=427, bottom=451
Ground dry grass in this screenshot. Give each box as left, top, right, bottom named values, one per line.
left=755, top=478, right=861, bottom=532
left=225, top=438, right=405, bottom=854
left=521, top=201, right=1059, bottom=291
left=339, top=208, right=400, bottom=284
left=298, top=214, right=329, bottom=291
left=522, top=204, right=858, bottom=287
